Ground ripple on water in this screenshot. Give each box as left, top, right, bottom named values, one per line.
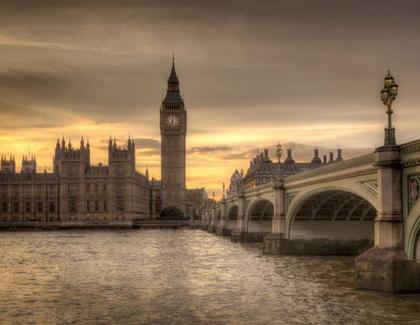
left=0, top=230, right=420, bottom=325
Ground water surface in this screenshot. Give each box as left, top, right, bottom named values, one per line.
left=0, top=230, right=419, bottom=324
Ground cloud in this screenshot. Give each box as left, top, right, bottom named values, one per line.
left=93, top=137, right=160, bottom=153
left=0, top=0, right=419, bottom=198
left=188, top=146, right=233, bottom=155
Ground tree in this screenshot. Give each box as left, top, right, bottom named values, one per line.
left=160, top=206, right=185, bottom=220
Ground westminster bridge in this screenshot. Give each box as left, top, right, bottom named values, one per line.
left=203, top=139, right=420, bottom=294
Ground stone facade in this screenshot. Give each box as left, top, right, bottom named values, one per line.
left=0, top=137, right=151, bottom=228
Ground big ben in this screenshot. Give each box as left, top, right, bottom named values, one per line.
left=160, top=57, right=187, bottom=213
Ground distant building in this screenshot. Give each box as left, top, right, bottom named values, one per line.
left=149, top=177, right=162, bottom=219
left=226, top=169, right=243, bottom=199
left=0, top=137, right=151, bottom=226
left=241, top=148, right=344, bottom=189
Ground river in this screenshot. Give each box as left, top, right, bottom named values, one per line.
left=0, top=229, right=419, bottom=325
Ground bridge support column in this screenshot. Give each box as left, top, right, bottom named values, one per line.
left=263, top=179, right=287, bottom=254
left=216, top=199, right=231, bottom=236
left=203, top=210, right=210, bottom=231
left=231, top=190, right=249, bottom=242
left=356, top=146, right=420, bottom=293
left=207, top=207, right=216, bottom=233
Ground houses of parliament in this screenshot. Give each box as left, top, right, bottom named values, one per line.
left=0, top=59, right=187, bottom=227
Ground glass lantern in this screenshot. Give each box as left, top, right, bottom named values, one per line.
left=384, top=71, right=394, bottom=87
left=389, top=81, right=398, bottom=96
left=381, top=87, right=389, bottom=102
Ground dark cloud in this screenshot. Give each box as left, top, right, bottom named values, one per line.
left=0, top=0, right=419, bottom=186
left=94, top=138, right=160, bottom=153
left=188, top=146, right=233, bottom=154
left=0, top=0, right=418, bottom=129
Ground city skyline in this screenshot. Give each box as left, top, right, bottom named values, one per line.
left=1, top=0, right=420, bottom=199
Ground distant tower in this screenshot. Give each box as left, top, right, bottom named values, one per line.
left=0, top=154, right=15, bottom=173
left=160, top=56, right=187, bottom=213
left=108, top=136, right=136, bottom=177
left=21, top=154, right=37, bottom=173
left=61, top=136, right=91, bottom=177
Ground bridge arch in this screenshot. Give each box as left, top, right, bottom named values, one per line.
left=405, top=200, right=420, bottom=260
left=285, top=186, right=378, bottom=253
left=226, top=204, right=238, bottom=230
left=245, top=198, right=274, bottom=234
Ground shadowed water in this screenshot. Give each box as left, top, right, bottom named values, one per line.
left=0, top=230, right=419, bottom=325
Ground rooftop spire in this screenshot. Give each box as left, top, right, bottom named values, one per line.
left=167, top=54, right=179, bottom=89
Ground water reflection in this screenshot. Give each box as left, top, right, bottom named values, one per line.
left=0, top=230, right=419, bottom=325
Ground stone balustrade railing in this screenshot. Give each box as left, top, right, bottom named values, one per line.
left=401, top=139, right=420, bottom=167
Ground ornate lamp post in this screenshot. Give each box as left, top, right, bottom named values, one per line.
left=381, top=70, right=399, bottom=146
left=222, top=183, right=225, bottom=199
left=276, top=142, right=283, bottom=179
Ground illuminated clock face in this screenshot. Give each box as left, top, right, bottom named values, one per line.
left=166, top=115, right=179, bottom=127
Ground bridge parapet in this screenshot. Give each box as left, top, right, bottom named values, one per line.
left=401, top=139, right=420, bottom=167
left=284, top=153, right=376, bottom=189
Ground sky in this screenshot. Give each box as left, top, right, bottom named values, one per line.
left=0, top=0, right=419, bottom=199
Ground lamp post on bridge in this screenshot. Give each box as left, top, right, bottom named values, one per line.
left=354, top=71, right=416, bottom=293
left=381, top=70, right=399, bottom=146
left=276, top=143, right=283, bottom=179
left=263, top=141, right=286, bottom=254
left=222, top=183, right=225, bottom=200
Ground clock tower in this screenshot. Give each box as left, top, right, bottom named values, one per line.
left=160, top=58, right=187, bottom=213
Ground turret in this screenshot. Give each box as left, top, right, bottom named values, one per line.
left=335, top=149, right=343, bottom=162
left=21, top=154, right=37, bottom=173
left=1, top=154, right=16, bottom=173
left=108, top=136, right=136, bottom=176
left=284, top=149, right=295, bottom=163
left=60, top=137, right=90, bottom=177
left=311, top=149, right=322, bottom=164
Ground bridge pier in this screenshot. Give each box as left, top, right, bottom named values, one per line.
left=231, top=190, right=250, bottom=242
left=215, top=199, right=231, bottom=236
left=207, top=208, right=216, bottom=233
left=356, top=146, right=420, bottom=293
left=264, top=179, right=287, bottom=253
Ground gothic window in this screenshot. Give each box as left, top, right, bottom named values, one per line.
left=26, top=202, right=31, bottom=213
left=117, top=201, right=124, bottom=212
left=69, top=201, right=76, bottom=213
left=86, top=184, right=90, bottom=192
left=37, top=202, right=43, bottom=213
left=103, top=201, right=108, bottom=212
left=13, top=202, right=19, bottom=213
left=2, top=202, right=7, bottom=213
left=49, top=202, right=55, bottom=213
left=95, top=184, right=99, bottom=193
left=95, top=201, right=99, bottom=212
left=86, top=201, right=91, bottom=212
left=103, top=184, right=107, bottom=193
left=69, top=184, right=77, bottom=197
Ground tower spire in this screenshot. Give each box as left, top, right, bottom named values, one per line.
left=167, top=53, right=179, bottom=90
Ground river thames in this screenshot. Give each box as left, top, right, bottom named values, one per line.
left=0, top=229, right=419, bottom=325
